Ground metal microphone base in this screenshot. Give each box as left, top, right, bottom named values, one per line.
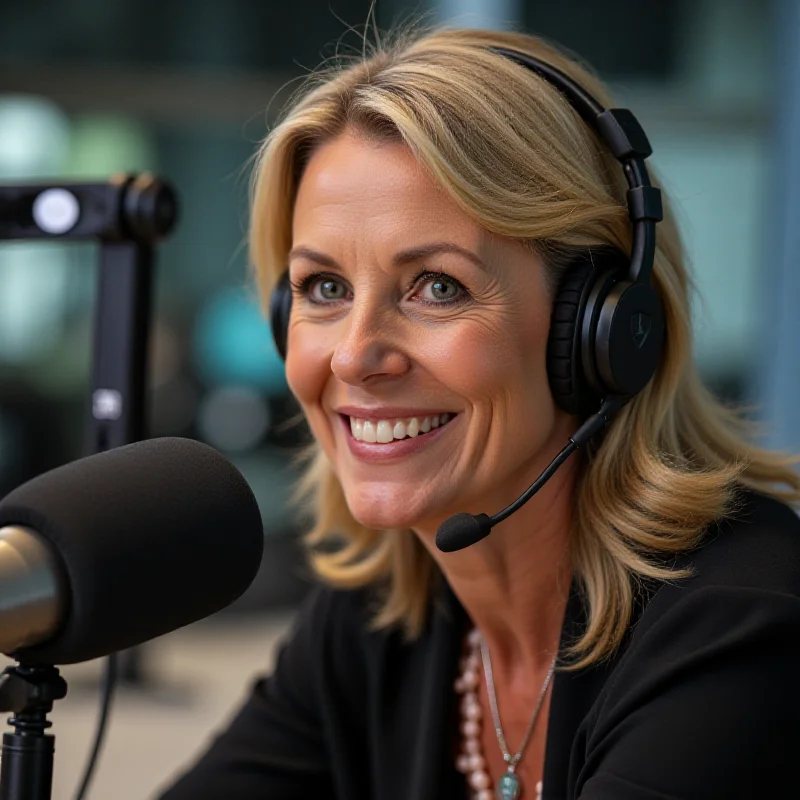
left=0, top=664, right=67, bottom=800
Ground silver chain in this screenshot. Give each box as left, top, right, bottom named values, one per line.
left=479, top=635, right=557, bottom=770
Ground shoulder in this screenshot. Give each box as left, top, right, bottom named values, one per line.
left=687, top=488, right=800, bottom=590
left=624, top=491, right=800, bottom=661
left=290, top=583, right=382, bottom=653
left=288, top=579, right=462, bottom=691
left=263, top=584, right=390, bottom=716
left=627, top=489, right=800, bottom=644
left=573, top=492, right=800, bottom=799
left=653, top=489, right=800, bottom=602
left=288, top=582, right=431, bottom=669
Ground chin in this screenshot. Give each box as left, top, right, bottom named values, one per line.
left=348, top=504, right=419, bottom=531
left=345, top=490, right=435, bottom=531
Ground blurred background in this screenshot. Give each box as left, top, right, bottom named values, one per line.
left=0, top=0, right=798, bottom=797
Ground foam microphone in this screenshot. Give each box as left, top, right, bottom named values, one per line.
left=435, top=397, right=624, bottom=553
left=0, top=437, right=264, bottom=665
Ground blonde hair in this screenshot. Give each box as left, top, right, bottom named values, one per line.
left=249, top=26, right=800, bottom=667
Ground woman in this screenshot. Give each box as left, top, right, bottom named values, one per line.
left=160, top=26, right=800, bottom=800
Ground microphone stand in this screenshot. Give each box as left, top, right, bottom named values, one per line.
left=0, top=175, right=179, bottom=799
left=87, top=186, right=161, bottom=694
left=0, top=665, right=67, bottom=800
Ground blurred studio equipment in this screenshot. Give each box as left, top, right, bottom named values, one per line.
left=0, top=173, right=177, bottom=453
left=1, top=171, right=179, bottom=667
left=0, top=173, right=182, bottom=799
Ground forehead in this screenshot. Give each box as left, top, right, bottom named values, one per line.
left=292, top=132, right=484, bottom=249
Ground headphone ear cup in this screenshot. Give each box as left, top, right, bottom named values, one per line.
left=592, top=280, right=664, bottom=397
left=547, top=262, right=596, bottom=416
left=269, top=273, right=292, bottom=361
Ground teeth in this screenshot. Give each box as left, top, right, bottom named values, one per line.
left=348, top=413, right=454, bottom=443
left=349, top=417, right=363, bottom=439
left=362, top=420, right=377, bottom=443
left=376, top=420, right=393, bottom=443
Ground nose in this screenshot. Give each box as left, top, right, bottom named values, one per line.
left=330, top=300, right=411, bottom=386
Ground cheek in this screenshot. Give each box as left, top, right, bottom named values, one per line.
left=429, top=310, right=551, bottom=403
left=285, top=328, right=342, bottom=462
left=284, top=323, right=333, bottom=414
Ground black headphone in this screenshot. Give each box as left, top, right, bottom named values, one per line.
left=269, top=45, right=664, bottom=418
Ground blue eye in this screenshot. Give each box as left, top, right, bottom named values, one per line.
left=293, top=274, right=349, bottom=304
left=427, top=278, right=460, bottom=300
left=415, top=273, right=466, bottom=304
left=312, top=277, right=347, bottom=301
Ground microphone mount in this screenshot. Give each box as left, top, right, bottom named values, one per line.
left=0, top=664, right=67, bottom=800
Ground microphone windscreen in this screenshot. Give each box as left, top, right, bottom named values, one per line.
left=435, top=512, right=493, bottom=552
left=0, top=437, right=264, bottom=665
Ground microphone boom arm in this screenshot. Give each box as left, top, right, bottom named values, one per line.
left=490, top=395, right=625, bottom=526
left=435, top=396, right=625, bottom=552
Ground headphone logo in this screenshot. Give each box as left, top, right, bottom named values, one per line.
left=630, top=313, right=651, bottom=349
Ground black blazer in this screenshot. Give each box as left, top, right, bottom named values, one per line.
left=159, top=490, right=800, bottom=799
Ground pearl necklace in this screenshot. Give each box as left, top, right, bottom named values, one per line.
left=454, top=628, right=549, bottom=800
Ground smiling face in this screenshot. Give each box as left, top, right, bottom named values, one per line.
left=285, top=130, right=577, bottom=535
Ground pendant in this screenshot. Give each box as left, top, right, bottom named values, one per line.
left=497, top=770, right=522, bottom=800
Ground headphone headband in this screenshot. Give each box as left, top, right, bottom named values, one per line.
left=488, top=46, right=663, bottom=286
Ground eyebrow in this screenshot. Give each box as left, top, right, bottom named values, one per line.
left=287, top=242, right=487, bottom=271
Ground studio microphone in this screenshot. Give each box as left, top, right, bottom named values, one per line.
left=0, top=436, right=264, bottom=665
left=435, top=396, right=624, bottom=553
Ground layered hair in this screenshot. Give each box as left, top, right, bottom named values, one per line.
left=249, top=26, right=800, bottom=667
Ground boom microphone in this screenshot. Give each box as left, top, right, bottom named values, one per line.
left=0, top=437, right=264, bottom=665
left=435, top=397, right=624, bottom=553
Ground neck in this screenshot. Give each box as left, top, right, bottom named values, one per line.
left=418, top=458, right=577, bottom=678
